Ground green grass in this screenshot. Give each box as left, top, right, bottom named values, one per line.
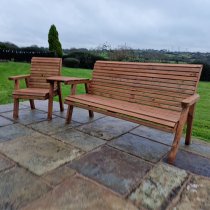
left=0, top=62, right=210, bottom=141
left=0, top=62, right=92, bottom=104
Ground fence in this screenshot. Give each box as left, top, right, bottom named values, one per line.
left=0, top=49, right=55, bottom=62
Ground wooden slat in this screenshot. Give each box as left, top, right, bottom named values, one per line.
left=29, top=57, right=61, bottom=88
left=91, top=90, right=182, bottom=112
left=66, top=101, right=175, bottom=132
left=93, top=71, right=197, bottom=81
left=92, top=76, right=194, bottom=94
left=94, top=66, right=199, bottom=76
left=65, top=95, right=178, bottom=127
left=96, top=60, right=202, bottom=69
left=93, top=73, right=196, bottom=90
left=91, top=81, right=190, bottom=99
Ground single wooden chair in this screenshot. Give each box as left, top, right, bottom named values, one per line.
left=9, top=57, right=63, bottom=119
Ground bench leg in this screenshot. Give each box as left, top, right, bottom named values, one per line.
left=29, top=99, right=35, bottom=110
left=13, top=98, right=19, bottom=119
left=185, top=104, right=195, bottom=145
left=66, top=105, right=74, bottom=124
left=58, top=82, right=64, bottom=112
left=168, top=107, right=189, bottom=164
left=85, top=83, right=94, bottom=118
left=89, top=110, right=94, bottom=118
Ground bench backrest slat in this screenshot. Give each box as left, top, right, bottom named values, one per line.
left=91, top=61, right=202, bottom=112
left=29, top=57, right=62, bottom=89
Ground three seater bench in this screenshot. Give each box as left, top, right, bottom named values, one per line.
left=65, top=61, right=202, bottom=164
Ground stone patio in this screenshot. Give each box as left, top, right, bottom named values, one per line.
left=0, top=100, right=210, bottom=210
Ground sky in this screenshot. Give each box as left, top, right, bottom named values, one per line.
left=0, top=0, right=209, bottom=52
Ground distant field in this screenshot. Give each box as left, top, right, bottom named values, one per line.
left=0, top=62, right=210, bottom=141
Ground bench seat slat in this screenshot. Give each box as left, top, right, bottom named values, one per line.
left=66, top=94, right=180, bottom=127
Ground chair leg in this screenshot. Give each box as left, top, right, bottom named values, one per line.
left=185, top=105, right=195, bottom=145
left=168, top=107, right=189, bottom=164
left=13, top=98, right=19, bottom=119
left=29, top=99, right=35, bottom=110
left=66, top=105, right=74, bottom=124
left=57, top=83, right=64, bottom=112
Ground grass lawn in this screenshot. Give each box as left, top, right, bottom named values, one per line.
left=0, top=62, right=210, bottom=141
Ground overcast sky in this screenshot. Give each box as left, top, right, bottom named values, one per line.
left=0, top=0, right=209, bottom=52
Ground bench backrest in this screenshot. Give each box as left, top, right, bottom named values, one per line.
left=91, top=61, right=202, bottom=112
left=29, top=57, right=62, bottom=89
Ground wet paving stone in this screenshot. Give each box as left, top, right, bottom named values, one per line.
left=1, top=109, right=52, bottom=125
left=173, top=175, right=210, bottom=210
left=29, top=117, right=80, bottom=135
left=22, top=175, right=138, bottom=210
left=53, top=128, right=106, bottom=152
left=0, top=124, right=36, bottom=142
left=0, top=166, right=51, bottom=210
left=0, top=133, right=83, bottom=175
left=109, top=133, right=170, bottom=163
left=164, top=150, right=210, bottom=177
left=130, top=125, right=175, bottom=145
left=180, top=139, right=210, bottom=159
left=129, top=163, right=188, bottom=210
left=0, top=103, right=27, bottom=113
left=22, top=100, right=68, bottom=113
left=54, top=107, right=105, bottom=124
left=0, top=116, right=14, bottom=127
left=77, top=116, right=138, bottom=140
left=69, top=146, right=152, bottom=196
left=42, top=165, right=76, bottom=186
left=0, top=154, right=15, bottom=172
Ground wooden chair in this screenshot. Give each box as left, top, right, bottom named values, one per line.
left=65, top=61, right=203, bottom=164
left=9, top=57, right=63, bottom=119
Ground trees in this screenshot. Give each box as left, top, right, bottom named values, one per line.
left=48, top=25, right=63, bottom=57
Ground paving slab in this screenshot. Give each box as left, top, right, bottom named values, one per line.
left=109, top=133, right=170, bottom=163
left=0, top=115, right=14, bottom=127
left=42, top=165, right=76, bottom=186
left=0, top=166, right=51, bottom=210
left=22, top=100, right=68, bottom=113
left=129, top=163, right=188, bottom=210
left=1, top=109, right=52, bottom=125
left=77, top=116, right=138, bottom=140
left=165, top=150, right=210, bottom=177
left=130, top=125, right=175, bottom=145
left=0, top=103, right=27, bottom=113
left=173, top=175, right=210, bottom=210
left=0, top=133, right=84, bottom=175
left=53, top=128, right=106, bottom=152
left=69, top=146, right=152, bottom=195
left=180, top=139, right=210, bottom=159
left=54, top=107, right=105, bottom=124
left=0, top=124, right=36, bottom=142
left=0, top=154, right=15, bottom=172
left=29, top=117, right=80, bottom=135
left=22, top=176, right=138, bottom=210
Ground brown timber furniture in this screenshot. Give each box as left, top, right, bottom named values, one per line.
left=9, top=57, right=63, bottom=120
left=46, top=76, right=94, bottom=120
left=65, top=61, right=202, bottom=164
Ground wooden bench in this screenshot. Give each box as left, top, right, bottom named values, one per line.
left=9, top=57, right=63, bottom=119
left=65, top=61, right=202, bottom=164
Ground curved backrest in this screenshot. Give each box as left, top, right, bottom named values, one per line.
left=29, top=57, right=62, bottom=89
left=91, top=61, right=202, bottom=112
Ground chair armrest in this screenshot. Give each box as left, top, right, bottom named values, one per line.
left=181, top=94, right=200, bottom=108
left=9, top=74, right=30, bottom=81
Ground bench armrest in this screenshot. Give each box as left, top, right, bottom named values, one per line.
left=181, top=94, right=200, bottom=108
left=9, top=74, right=30, bottom=80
